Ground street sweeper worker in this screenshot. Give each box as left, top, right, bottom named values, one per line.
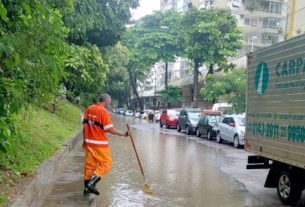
left=82, top=93, right=131, bottom=195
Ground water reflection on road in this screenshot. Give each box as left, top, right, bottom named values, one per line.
left=95, top=115, right=260, bottom=207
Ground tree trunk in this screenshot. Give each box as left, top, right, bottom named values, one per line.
left=193, top=59, right=199, bottom=108
left=208, top=64, right=214, bottom=75
left=165, top=62, right=168, bottom=89
left=127, top=68, right=143, bottom=110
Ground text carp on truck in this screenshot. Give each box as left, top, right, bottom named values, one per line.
left=245, top=34, right=305, bottom=206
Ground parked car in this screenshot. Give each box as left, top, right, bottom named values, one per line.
left=216, top=115, right=245, bottom=148
left=118, top=108, right=126, bottom=115
left=154, top=111, right=161, bottom=122
left=196, top=110, right=222, bottom=140
left=125, top=110, right=134, bottom=117
left=212, top=103, right=232, bottom=112
left=177, top=108, right=201, bottom=135
left=160, top=109, right=180, bottom=128
left=134, top=111, right=140, bottom=118
left=139, top=110, right=153, bottom=119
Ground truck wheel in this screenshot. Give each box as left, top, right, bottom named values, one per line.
left=207, top=130, right=212, bottom=141
left=177, top=124, right=181, bottom=132
left=160, top=121, right=163, bottom=128
left=196, top=128, right=201, bottom=137
left=277, top=170, right=302, bottom=206
left=233, top=135, right=240, bottom=148
left=216, top=132, right=222, bottom=143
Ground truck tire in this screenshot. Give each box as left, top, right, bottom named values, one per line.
left=160, top=121, right=163, bottom=128
left=177, top=123, right=181, bottom=132
left=216, top=131, right=222, bottom=143
left=277, top=170, right=302, bottom=206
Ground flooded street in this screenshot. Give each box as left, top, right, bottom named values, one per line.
left=39, top=114, right=305, bottom=207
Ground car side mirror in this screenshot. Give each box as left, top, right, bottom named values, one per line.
left=228, top=123, right=235, bottom=127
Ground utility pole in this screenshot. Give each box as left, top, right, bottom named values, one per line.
left=289, top=0, right=296, bottom=38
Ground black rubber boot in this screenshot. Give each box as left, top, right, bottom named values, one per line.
left=83, top=180, right=90, bottom=195
left=87, top=174, right=101, bottom=195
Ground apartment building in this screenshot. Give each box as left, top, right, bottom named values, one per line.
left=198, top=0, right=288, bottom=52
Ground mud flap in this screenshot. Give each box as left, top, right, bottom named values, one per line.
left=264, top=161, right=281, bottom=188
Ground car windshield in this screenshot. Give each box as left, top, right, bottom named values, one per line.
left=236, top=117, right=245, bottom=126
left=168, top=110, right=179, bottom=116
left=188, top=112, right=201, bottom=120
left=208, top=115, right=221, bottom=123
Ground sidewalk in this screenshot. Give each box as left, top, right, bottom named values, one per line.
left=39, top=143, right=96, bottom=207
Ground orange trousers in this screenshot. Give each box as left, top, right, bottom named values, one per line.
left=84, top=146, right=112, bottom=180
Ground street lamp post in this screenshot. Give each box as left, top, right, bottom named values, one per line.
left=251, top=35, right=257, bottom=52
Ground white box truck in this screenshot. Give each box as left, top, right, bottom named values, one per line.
left=245, top=34, right=305, bottom=205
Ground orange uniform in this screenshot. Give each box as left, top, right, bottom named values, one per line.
left=83, top=103, right=114, bottom=180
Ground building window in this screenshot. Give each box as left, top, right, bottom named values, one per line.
left=270, top=2, right=282, bottom=14
left=251, top=18, right=258, bottom=26
left=244, top=17, right=250, bottom=25
left=263, top=17, right=280, bottom=29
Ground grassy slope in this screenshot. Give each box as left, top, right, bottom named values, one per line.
left=0, top=100, right=83, bottom=206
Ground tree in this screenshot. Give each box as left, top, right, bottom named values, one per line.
left=122, top=27, right=158, bottom=110
left=244, top=0, right=258, bottom=13
left=57, top=0, right=139, bottom=47
left=63, top=44, right=108, bottom=105
left=201, top=68, right=246, bottom=114
left=244, top=0, right=258, bottom=37
left=160, top=86, right=183, bottom=108
left=136, top=9, right=184, bottom=89
left=0, top=0, right=71, bottom=153
left=182, top=8, right=243, bottom=107
left=102, top=43, right=131, bottom=107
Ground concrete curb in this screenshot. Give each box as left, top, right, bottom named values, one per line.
left=10, top=128, right=83, bottom=207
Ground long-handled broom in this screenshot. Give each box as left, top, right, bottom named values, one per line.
left=126, top=124, right=153, bottom=195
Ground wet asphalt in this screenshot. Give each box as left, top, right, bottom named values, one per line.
left=38, top=114, right=305, bottom=207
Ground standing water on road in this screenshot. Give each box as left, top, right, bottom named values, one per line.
left=41, top=115, right=263, bottom=207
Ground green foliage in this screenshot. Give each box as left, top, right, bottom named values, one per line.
left=201, top=68, right=246, bottom=113
left=0, top=0, right=69, bottom=153
left=136, top=9, right=185, bottom=63
left=59, top=0, right=139, bottom=47
left=63, top=44, right=108, bottom=104
left=102, top=43, right=130, bottom=106
left=244, top=0, right=258, bottom=12
left=182, top=8, right=244, bottom=68
left=160, top=86, right=183, bottom=104
left=0, top=100, right=82, bottom=205
left=0, top=0, right=138, bottom=154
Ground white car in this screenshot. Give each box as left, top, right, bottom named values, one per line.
left=125, top=110, right=134, bottom=117
left=216, top=115, right=245, bottom=148
left=139, top=110, right=153, bottom=119
left=134, top=112, right=140, bottom=118
left=154, top=111, right=161, bottom=122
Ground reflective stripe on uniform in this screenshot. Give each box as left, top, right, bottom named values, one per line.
left=84, top=139, right=109, bottom=145
left=83, top=119, right=104, bottom=129
left=104, top=124, right=113, bottom=130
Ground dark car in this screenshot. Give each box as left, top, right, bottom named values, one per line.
left=177, top=108, right=201, bottom=135
left=196, top=110, right=222, bottom=140
left=160, top=109, right=181, bottom=129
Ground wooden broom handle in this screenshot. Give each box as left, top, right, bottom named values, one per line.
left=127, top=124, right=145, bottom=177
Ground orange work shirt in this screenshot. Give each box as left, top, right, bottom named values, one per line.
left=83, top=103, right=114, bottom=148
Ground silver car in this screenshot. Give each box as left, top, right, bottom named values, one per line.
left=125, top=110, right=134, bottom=117
left=216, top=115, right=245, bottom=148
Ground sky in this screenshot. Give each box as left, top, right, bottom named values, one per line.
left=131, top=0, right=161, bottom=20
